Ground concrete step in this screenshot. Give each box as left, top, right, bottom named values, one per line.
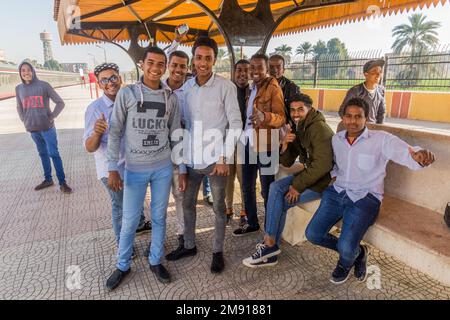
left=365, top=196, right=450, bottom=286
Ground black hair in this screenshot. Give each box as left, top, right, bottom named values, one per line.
left=192, top=37, right=218, bottom=59
left=250, top=53, right=269, bottom=67
left=234, top=59, right=250, bottom=71
left=288, top=93, right=313, bottom=109
left=343, top=97, right=369, bottom=118
left=269, top=54, right=285, bottom=68
left=142, top=46, right=167, bottom=64
left=169, top=50, right=190, bottom=64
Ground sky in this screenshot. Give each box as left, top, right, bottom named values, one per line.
left=0, top=1, right=449, bottom=72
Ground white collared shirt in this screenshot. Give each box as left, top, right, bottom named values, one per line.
left=331, top=127, right=423, bottom=202
left=183, top=73, right=242, bottom=169
left=241, top=83, right=257, bottom=146
left=83, top=95, right=125, bottom=179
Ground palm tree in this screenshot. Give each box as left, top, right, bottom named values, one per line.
left=312, top=40, right=328, bottom=59
left=274, top=44, right=292, bottom=64
left=391, top=13, right=441, bottom=87
left=296, top=42, right=313, bottom=61
left=391, top=13, right=441, bottom=55
left=216, top=48, right=229, bottom=69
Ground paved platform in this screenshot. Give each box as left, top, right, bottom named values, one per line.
left=1, top=86, right=450, bottom=300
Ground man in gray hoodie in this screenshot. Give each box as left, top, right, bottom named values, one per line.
left=15, top=61, right=72, bottom=193
left=105, top=47, right=184, bottom=290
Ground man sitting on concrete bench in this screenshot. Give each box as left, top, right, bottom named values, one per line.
left=305, top=97, right=436, bottom=285
left=242, top=93, right=334, bottom=268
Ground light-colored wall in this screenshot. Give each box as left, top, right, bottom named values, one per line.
left=368, top=123, right=450, bottom=214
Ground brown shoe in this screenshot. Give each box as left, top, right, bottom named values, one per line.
left=60, top=183, right=72, bottom=194
left=34, top=180, right=54, bottom=191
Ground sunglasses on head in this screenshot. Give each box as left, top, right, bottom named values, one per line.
left=99, top=75, right=119, bottom=86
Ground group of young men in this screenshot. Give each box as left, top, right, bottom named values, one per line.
left=16, top=33, right=435, bottom=291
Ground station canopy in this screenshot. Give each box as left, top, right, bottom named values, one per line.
left=55, top=0, right=449, bottom=47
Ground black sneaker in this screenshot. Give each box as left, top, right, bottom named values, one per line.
left=211, top=252, right=225, bottom=273
left=232, top=224, right=260, bottom=237
left=330, top=263, right=351, bottom=284
left=239, top=216, right=247, bottom=227
left=136, top=221, right=152, bottom=235
left=35, top=180, right=54, bottom=191
left=166, top=246, right=197, bottom=261
left=354, top=245, right=369, bottom=281
left=150, top=264, right=171, bottom=284
left=177, top=234, right=184, bottom=248
left=105, top=268, right=130, bottom=291
left=60, top=183, right=72, bottom=194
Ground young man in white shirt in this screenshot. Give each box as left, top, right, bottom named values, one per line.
left=83, top=63, right=151, bottom=248
left=306, top=97, right=435, bottom=284
left=165, top=37, right=242, bottom=274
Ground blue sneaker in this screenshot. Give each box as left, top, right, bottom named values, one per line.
left=243, top=255, right=278, bottom=268
left=242, top=243, right=281, bottom=266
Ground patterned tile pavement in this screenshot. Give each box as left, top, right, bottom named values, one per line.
left=1, top=86, right=449, bottom=300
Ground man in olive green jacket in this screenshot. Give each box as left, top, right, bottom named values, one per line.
left=242, top=93, right=334, bottom=268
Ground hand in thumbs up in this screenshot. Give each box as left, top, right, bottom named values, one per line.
left=408, top=147, right=435, bottom=167
left=94, top=113, right=108, bottom=136
left=283, top=124, right=296, bottom=144
left=281, top=124, right=296, bottom=153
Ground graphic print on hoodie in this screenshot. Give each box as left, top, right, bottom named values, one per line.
left=15, top=62, right=65, bottom=132
left=107, top=80, right=182, bottom=173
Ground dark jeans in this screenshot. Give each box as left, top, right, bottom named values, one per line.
left=30, top=126, right=66, bottom=185
left=183, top=165, right=227, bottom=253
left=305, top=186, right=381, bottom=269
left=242, top=144, right=275, bottom=229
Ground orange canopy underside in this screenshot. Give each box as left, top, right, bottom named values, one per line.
left=55, top=0, right=449, bottom=46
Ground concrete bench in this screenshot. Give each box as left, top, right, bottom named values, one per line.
left=279, top=124, right=450, bottom=286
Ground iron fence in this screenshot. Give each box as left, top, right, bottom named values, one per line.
left=285, top=46, right=450, bottom=92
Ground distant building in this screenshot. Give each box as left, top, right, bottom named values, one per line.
left=40, top=31, right=54, bottom=63
left=60, top=63, right=88, bottom=74
left=0, top=49, right=5, bottom=62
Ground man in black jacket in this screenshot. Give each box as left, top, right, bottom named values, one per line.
left=269, top=54, right=300, bottom=125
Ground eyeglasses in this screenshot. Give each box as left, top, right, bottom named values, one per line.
left=99, top=75, right=119, bottom=86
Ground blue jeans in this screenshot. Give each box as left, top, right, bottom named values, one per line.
left=202, top=176, right=211, bottom=197
left=305, top=186, right=381, bottom=269
left=117, top=164, right=173, bottom=271
left=242, top=144, right=275, bottom=229
left=30, top=126, right=66, bottom=185
left=100, top=178, right=146, bottom=244
left=265, top=175, right=322, bottom=246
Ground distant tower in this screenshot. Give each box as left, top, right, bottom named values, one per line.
left=40, top=31, right=54, bottom=63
